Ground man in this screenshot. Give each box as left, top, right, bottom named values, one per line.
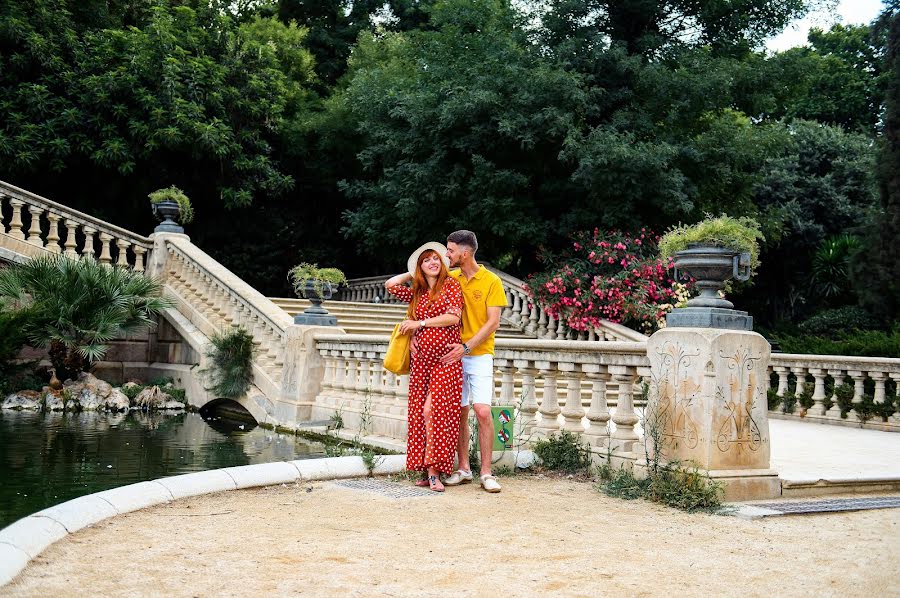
left=441, top=230, right=507, bottom=493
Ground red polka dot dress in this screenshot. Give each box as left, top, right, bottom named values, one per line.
left=387, top=279, right=463, bottom=475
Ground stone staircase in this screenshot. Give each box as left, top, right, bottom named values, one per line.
left=268, top=298, right=529, bottom=338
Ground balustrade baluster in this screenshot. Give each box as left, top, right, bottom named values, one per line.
left=81, top=227, right=96, bottom=259
left=610, top=365, right=639, bottom=453
left=0, top=194, right=6, bottom=233
left=133, top=246, right=146, bottom=272
left=26, top=206, right=44, bottom=246
left=583, top=364, right=611, bottom=447
left=46, top=213, right=61, bottom=253
left=826, top=369, right=844, bottom=417
left=510, top=292, right=523, bottom=326
left=559, top=362, right=585, bottom=433
left=535, top=361, right=560, bottom=436
left=321, top=351, right=336, bottom=396
left=98, top=233, right=113, bottom=264
left=115, top=239, right=130, bottom=268
left=526, top=303, right=539, bottom=335
left=809, top=368, right=828, bottom=416
left=555, top=317, right=566, bottom=340
left=62, top=220, right=79, bottom=257
left=514, top=361, right=537, bottom=438
left=8, top=199, right=25, bottom=240
left=790, top=367, right=807, bottom=414
left=341, top=350, right=355, bottom=398
left=848, top=370, right=866, bottom=419
left=332, top=350, right=347, bottom=399
left=772, top=366, right=789, bottom=398
left=496, top=359, right=515, bottom=406
left=871, top=371, right=887, bottom=405
left=536, top=308, right=548, bottom=337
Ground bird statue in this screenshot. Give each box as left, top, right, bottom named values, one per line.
left=48, top=368, right=64, bottom=392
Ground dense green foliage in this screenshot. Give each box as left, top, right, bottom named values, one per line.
left=659, top=215, right=764, bottom=274
left=597, top=461, right=725, bottom=513
left=201, top=327, right=257, bottom=399
left=0, top=256, right=171, bottom=379
left=0, top=0, right=895, bottom=341
left=533, top=431, right=593, bottom=474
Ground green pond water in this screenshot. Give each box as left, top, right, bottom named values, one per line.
left=0, top=410, right=328, bottom=529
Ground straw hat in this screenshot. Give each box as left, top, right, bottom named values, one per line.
left=407, top=242, right=450, bottom=275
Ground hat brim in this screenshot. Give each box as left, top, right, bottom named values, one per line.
left=407, top=242, right=450, bottom=275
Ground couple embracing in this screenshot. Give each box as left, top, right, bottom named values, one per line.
left=384, top=230, right=507, bottom=493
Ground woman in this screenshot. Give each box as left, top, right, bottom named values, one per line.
left=385, top=242, right=464, bottom=492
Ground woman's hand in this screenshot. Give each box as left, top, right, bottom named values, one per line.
left=399, top=319, right=422, bottom=335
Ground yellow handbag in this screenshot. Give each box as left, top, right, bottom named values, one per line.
left=383, top=323, right=411, bottom=375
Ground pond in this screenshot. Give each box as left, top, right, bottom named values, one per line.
left=0, top=410, right=329, bottom=529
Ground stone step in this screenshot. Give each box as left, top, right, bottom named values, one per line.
left=269, top=297, right=528, bottom=337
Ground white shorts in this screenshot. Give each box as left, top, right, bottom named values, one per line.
left=461, top=354, right=494, bottom=407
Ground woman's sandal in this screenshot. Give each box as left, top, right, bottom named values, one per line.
left=414, top=474, right=430, bottom=487
left=428, top=475, right=445, bottom=493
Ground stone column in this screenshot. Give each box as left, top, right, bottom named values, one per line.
left=647, top=327, right=779, bottom=501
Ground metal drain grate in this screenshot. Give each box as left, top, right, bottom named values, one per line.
left=331, top=478, right=438, bottom=499
left=752, top=496, right=900, bottom=515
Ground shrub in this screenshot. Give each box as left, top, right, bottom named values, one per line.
left=781, top=392, right=798, bottom=414
left=774, top=327, right=900, bottom=357
left=766, top=388, right=781, bottom=411
left=533, top=430, right=592, bottom=474
left=834, top=383, right=855, bottom=418
left=798, top=306, right=882, bottom=337
left=201, top=327, right=257, bottom=399
left=597, top=461, right=724, bottom=513
left=0, top=255, right=172, bottom=380
left=797, top=390, right=814, bottom=413
left=526, top=229, right=693, bottom=333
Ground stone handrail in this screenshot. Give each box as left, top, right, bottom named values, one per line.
left=339, top=269, right=649, bottom=343
left=768, top=353, right=900, bottom=424
left=162, top=236, right=293, bottom=397
left=311, top=334, right=652, bottom=453
left=0, top=179, right=152, bottom=270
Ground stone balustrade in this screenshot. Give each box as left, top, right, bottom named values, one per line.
left=311, top=334, right=652, bottom=453
left=163, top=236, right=294, bottom=398
left=341, top=269, right=649, bottom=343
left=0, top=180, right=151, bottom=270
left=339, top=276, right=401, bottom=304
left=768, top=353, right=900, bottom=426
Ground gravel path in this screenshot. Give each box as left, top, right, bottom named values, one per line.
left=5, top=476, right=898, bottom=597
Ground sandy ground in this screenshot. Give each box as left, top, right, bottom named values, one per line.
left=4, top=476, right=899, bottom=598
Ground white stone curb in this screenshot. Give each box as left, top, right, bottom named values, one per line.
left=0, top=455, right=406, bottom=588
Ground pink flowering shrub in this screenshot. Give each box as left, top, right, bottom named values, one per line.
left=526, top=229, right=693, bottom=333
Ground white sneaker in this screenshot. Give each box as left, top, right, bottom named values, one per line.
left=444, top=469, right=473, bottom=486
left=480, top=474, right=501, bottom=493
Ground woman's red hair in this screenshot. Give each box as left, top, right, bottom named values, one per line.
left=407, top=249, right=449, bottom=319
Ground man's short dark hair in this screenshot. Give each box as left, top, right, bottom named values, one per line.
left=447, top=230, right=478, bottom=253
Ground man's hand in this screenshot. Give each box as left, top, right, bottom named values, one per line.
left=440, top=343, right=465, bottom=364
left=399, top=319, right=421, bottom=335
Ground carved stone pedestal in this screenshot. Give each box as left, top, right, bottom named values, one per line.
left=646, top=327, right=780, bottom=501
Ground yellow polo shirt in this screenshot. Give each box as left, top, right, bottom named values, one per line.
left=449, top=265, right=508, bottom=356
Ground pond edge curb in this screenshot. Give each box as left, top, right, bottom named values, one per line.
left=0, top=454, right=407, bottom=588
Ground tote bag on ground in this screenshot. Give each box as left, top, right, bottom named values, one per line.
left=384, top=323, right=411, bottom=375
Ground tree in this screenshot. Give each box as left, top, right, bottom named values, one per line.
left=741, top=120, right=878, bottom=322
left=0, top=1, right=314, bottom=209
left=854, top=5, right=900, bottom=322
left=765, top=24, right=887, bottom=133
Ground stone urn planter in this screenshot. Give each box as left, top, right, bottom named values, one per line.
left=667, top=244, right=753, bottom=330
left=151, top=200, right=183, bottom=233
left=293, top=280, right=338, bottom=326
left=288, top=263, right=346, bottom=326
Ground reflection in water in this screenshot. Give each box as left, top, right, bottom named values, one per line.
left=0, top=410, right=327, bottom=529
